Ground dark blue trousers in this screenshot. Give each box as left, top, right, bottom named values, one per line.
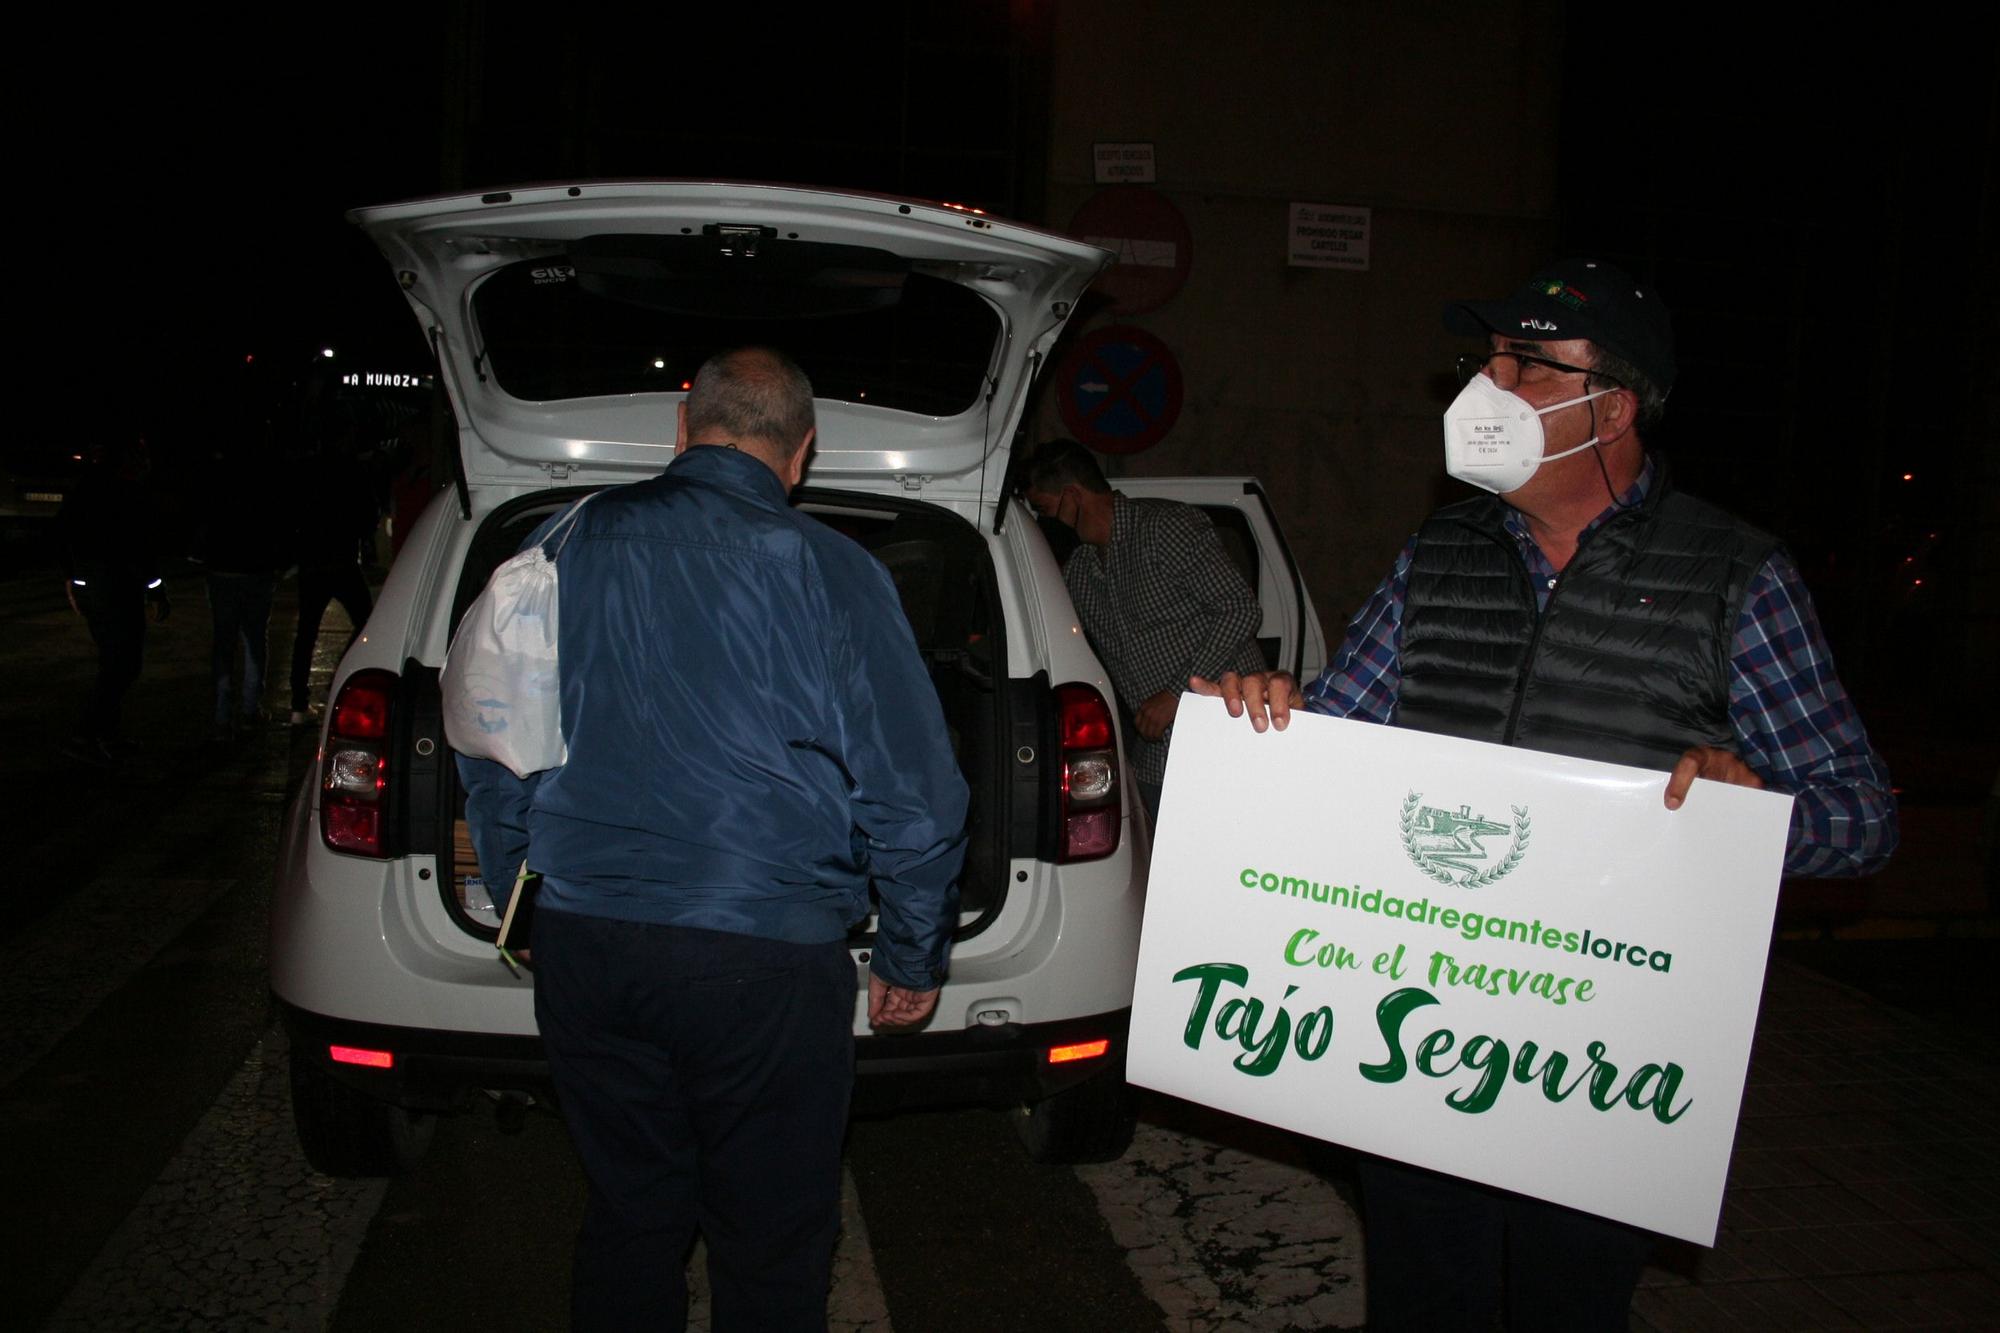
left=534, top=910, right=856, bottom=1333
left=75, top=587, right=145, bottom=742
left=205, top=572, right=277, bottom=725
left=289, top=563, right=372, bottom=712
left=1359, top=1156, right=1654, bottom=1331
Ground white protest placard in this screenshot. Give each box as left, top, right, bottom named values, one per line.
left=1128, top=697, right=1794, bottom=1246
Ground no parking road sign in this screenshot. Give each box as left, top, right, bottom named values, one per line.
left=1055, top=325, right=1184, bottom=455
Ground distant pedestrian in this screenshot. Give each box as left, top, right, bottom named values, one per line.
left=190, top=445, right=294, bottom=740
left=56, top=437, right=171, bottom=765
left=288, top=447, right=378, bottom=724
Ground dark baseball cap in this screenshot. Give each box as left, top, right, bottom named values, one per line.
left=1445, top=258, right=1677, bottom=395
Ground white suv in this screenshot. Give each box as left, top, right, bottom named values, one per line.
left=269, top=181, right=1325, bottom=1175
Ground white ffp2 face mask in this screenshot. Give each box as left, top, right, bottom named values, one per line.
left=1441, top=372, right=1615, bottom=494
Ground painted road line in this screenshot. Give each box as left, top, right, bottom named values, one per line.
left=45, top=1025, right=386, bottom=1331
left=0, top=876, right=241, bottom=1085
left=47, top=1018, right=892, bottom=1332
left=1077, top=1116, right=1366, bottom=1330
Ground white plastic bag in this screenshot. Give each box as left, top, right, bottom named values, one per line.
left=441, top=494, right=595, bottom=778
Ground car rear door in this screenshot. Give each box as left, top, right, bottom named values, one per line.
left=1115, top=477, right=1328, bottom=683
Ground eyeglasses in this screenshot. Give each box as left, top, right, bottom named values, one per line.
left=1456, top=350, right=1621, bottom=389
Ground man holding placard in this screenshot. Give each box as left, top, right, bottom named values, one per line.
left=1197, top=260, right=1897, bottom=1329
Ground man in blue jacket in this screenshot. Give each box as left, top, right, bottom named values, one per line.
left=459, top=347, right=967, bottom=1332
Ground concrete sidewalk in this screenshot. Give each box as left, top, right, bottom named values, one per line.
left=1633, top=957, right=2000, bottom=1329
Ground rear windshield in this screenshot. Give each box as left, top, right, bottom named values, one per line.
left=470, top=233, right=1000, bottom=415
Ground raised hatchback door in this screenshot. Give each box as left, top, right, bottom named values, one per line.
left=352, top=182, right=1110, bottom=503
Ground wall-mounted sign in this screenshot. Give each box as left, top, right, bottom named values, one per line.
left=1289, top=202, right=1372, bottom=270
left=1054, top=324, right=1184, bottom=455
left=1093, top=142, right=1157, bottom=184
left=1068, top=187, right=1193, bottom=315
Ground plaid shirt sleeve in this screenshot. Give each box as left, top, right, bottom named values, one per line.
left=1300, top=538, right=1413, bottom=726
left=1728, top=552, right=1898, bottom=878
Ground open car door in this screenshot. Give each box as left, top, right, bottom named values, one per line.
left=1117, top=476, right=1329, bottom=684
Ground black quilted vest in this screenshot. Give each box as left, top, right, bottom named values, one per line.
left=1397, top=479, right=1778, bottom=772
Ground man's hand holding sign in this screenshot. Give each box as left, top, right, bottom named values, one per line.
left=1193, top=671, right=1772, bottom=810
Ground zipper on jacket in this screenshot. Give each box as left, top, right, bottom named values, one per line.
left=1496, top=507, right=1644, bottom=746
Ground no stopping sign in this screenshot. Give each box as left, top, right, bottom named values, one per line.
left=1054, top=325, right=1184, bottom=455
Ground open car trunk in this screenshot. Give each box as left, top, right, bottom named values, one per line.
left=427, top=484, right=1011, bottom=945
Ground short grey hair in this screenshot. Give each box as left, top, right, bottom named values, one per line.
left=685, top=347, right=816, bottom=453
left=1024, top=437, right=1111, bottom=496
left=1587, top=344, right=1668, bottom=433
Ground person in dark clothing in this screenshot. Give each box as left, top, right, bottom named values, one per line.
left=190, top=449, right=294, bottom=739
left=57, top=437, right=171, bottom=765
left=287, top=449, right=378, bottom=724
left=458, top=348, right=966, bottom=1330
left=1022, top=439, right=1264, bottom=826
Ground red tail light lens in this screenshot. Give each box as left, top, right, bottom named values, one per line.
left=330, top=683, right=391, bottom=740
left=1057, top=686, right=1115, bottom=749
left=1054, top=682, right=1120, bottom=862
left=321, top=668, right=397, bottom=858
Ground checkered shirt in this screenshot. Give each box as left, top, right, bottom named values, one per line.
left=1302, top=462, right=1898, bottom=878
left=1065, top=494, right=1266, bottom=787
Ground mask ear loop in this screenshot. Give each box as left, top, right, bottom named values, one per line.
left=1588, top=388, right=1640, bottom=511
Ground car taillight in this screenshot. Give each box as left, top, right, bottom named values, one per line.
left=321, top=668, right=397, bottom=858
left=1055, top=682, right=1120, bottom=862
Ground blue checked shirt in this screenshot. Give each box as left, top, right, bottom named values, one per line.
left=1304, top=462, right=1897, bottom=878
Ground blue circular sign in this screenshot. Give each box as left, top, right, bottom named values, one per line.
left=1055, top=325, right=1184, bottom=454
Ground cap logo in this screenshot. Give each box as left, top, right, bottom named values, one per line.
left=1542, top=281, right=1591, bottom=311
left=1521, top=317, right=1558, bottom=332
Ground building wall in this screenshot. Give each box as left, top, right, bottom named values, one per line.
left=1037, top=0, right=1564, bottom=624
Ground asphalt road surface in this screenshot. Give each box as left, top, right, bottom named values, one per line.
left=0, top=559, right=1367, bottom=1332
left=8, top=549, right=1990, bottom=1332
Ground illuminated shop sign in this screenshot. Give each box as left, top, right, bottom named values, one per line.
left=340, top=371, right=428, bottom=389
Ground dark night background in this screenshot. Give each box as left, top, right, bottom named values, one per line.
left=15, top=5, right=1998, bottom=736
left=2, top=10, right=1997, bottom=1324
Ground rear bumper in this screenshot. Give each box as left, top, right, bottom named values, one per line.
left=276, top=996, right=1129, bottom=1114
left=851, top=1008, right=1130, bottom=1113
left=277, top=998, right=549, bottom=1112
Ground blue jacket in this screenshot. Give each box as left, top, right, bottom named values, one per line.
left=458, top=446, right=966, bottom=989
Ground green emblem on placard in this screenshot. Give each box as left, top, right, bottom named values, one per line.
left=1401, top=791, right=1531, bottom=889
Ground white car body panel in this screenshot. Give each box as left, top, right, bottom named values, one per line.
left=271, top=184, right=1321, bottom=1149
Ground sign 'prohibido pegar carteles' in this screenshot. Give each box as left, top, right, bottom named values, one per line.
left=1127, top=697, right=1795, bottom=1246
